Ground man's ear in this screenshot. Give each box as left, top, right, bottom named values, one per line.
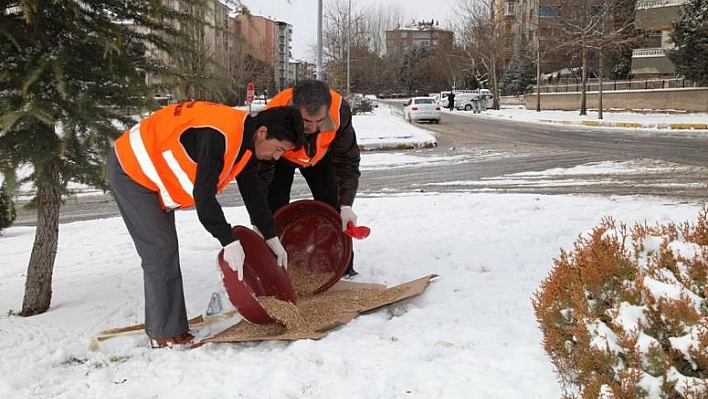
left=256, top=126, right=268, bottom=139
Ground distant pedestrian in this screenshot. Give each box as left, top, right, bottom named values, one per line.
left=447, top=92, right=455, bottom=111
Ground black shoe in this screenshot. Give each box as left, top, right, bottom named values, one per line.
left=343, top=269, right=359, bottom=279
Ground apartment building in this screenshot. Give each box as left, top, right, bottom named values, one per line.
left=499, top=0, right=591, bottom=77
left=288, top=59, right=313, bottom=84
left=500, top=0, right=687, bottom=80
left=631, top=0, right=687, bottom=76
left=139, top=0, right=231, bottom=99
left=230, top=14, right=311, bottom=92
left=385, top=20, right=453, bottom=56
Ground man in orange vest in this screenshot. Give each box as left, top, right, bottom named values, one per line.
left=106, top=102, right=304, bottom=348
left=263, top=80, right=361, bottom=278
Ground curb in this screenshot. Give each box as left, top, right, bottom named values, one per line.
left=537, top=119, right=708, bottom=130
left=358, top=141, right=438, bottom=151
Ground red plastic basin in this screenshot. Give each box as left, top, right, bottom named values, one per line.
left=274, top=199, right=353, bottom=294
left=218, top=225, right=297, bottom=324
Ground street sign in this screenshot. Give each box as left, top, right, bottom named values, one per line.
left=246, top=82, right=255, bottom=104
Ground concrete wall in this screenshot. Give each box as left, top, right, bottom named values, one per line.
left=631, top=54, right=676, bottom=75
left=523, top=88, right=708, bottom=112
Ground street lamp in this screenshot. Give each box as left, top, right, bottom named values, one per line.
left=346, top=0, right=351, bottom=97
left=317, top=0, right=323, bottom=79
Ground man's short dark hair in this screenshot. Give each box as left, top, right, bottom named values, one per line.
left=292, top=79, right=332, bottom=115
left=254, top=106, right=305, bottom=149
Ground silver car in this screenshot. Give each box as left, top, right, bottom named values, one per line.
left=403, top=97, right=441, bottom=124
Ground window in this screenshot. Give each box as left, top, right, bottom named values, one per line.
left=414, top=98, right=436, bottom=105
left=505, top=1, right=516, bottom=17
left=590, top=5, right=606, bottom=16
left=539, top=5, right=560, bottom=17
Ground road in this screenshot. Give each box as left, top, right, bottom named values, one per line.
left=13, top=109, right=708, bottom=226
left=362, top=108, right=708, bottom=199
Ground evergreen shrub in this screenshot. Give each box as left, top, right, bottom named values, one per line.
left=0, top=184, right=16, bottom=233
left=533, top=210, right=708, bottom=398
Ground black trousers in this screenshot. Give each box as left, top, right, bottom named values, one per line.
left=267, top=152, right=339, bottom=212
left=267, top=152, right=356, bottom=273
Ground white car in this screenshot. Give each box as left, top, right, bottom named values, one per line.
left=403, top=97, right=441, bottom=124
left=364, top=94, right=379, bottom=107
left=456, top=93, right=495, bottom=111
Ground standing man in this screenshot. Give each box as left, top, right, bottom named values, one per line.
left=261, top=79, right=361, bottom=278
left=447, top=91, right=456, bottom=111
left=107, top=102, right=304, bottom=348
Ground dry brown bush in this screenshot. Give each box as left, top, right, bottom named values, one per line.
left=533, top=208, right=708, bottom=398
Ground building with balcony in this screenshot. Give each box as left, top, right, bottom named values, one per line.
left=385, top=20, right=453, bottom=56
left=287, top=59, right=312, bottom=84
left=496, top=0, right=583, bottom=78
left=231, top=14, right=293, bottom=92
left=631, top=0, right=687, bottom=76
left=274, top=21, right=292, bottom=92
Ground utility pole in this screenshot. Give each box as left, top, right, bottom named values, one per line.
left=317, top=0, right=323, bottom=79
left=536, top=33, right=541, bottom=112
left=347, top=0, right=351, bottom=97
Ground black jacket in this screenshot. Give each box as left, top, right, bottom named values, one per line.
left=259, top=99, right=361, bottom=207
left=181, top=124, right=276, bottom=247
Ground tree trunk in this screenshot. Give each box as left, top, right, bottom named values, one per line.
left=491, top=58, right=499, bottom=110
left=598, top=48, right=604, bottom=120
left=21, top=159, right=61, bottom=316
left=580, top=45, right=588, bottom=116
left=536, top=37, right=541, bottom=112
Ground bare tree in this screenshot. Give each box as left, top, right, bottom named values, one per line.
left=584, top=0, right=640, bottom=119
left=546, top=0, right=637, bottom=116
left=321, top=0, right=349, bottom=90
left=321, top=0, right=432, bottom=96
left=455, top=0, right=510, bottom=109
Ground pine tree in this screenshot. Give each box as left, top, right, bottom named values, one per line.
left=0, top=1, right=211, bottom=316
left=500, top=47, right=535, bottom=96
left=0, top=183, right=16, bottom=234
left=667, top=0, right=708, bottom=85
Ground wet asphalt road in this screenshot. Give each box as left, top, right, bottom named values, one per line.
left=14, top=106, right=708, bottom=226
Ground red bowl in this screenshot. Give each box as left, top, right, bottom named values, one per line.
left=217, top=225, right=297, bottom=324
left=273, top=200, right=353, bottom=294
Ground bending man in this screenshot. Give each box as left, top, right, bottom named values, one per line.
left=261, top=79, right=361, bottom=278
left=107, top=102, right=304, bottom=348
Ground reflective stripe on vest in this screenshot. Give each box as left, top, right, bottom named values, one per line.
left=115, top=102, right=250, bottom=209
left=267, top=89, right=342, bottom=167
left=128, top=124, right=180, bottom=208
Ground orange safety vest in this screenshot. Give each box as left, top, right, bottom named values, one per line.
left=267, top=88, right=342, bottom=167
left=114, top=101, right=252, bottom=209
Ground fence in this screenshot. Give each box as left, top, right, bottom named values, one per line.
left=537, top=78, right=697, bottom=94
left=525, top=87, right=708, bottom=112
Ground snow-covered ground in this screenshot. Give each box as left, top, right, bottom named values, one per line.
left=460, top=105, right=708, bottom=130
left=0, top=106, right=706, bottom=399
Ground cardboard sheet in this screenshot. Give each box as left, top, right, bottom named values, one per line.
left=194, top=274, right=437, bottom=346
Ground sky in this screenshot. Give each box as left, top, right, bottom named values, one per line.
left=1, top=105, right=707, bottom=398
left=240, top=0, right=457, bottom=60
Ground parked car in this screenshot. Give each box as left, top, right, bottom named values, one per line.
left=455, top=93, right=495, bottom=111
left=439, top=92, right=476, bottom=108
left=403, top=97, right=441, bottom=124
left=364, top=94, right=379, bottom=107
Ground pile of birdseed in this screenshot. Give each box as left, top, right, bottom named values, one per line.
left=210, top=280, right=409, bottom=340
left=286, top=268, right=334, bottom=296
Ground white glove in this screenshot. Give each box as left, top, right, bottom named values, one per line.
left=340, top=206, right=357, bottom=231
left=223, top=240, right=246, bottom=281
left=266, top=237, right=288, bottom=269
